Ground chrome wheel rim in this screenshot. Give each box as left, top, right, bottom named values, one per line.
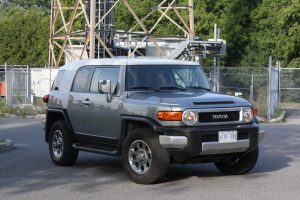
left=128, top=140, right=152, bottom=174
left=51, top=130, right=64, bottom=159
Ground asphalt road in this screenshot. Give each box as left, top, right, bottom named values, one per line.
left=0, top=115, right=300, bottom=200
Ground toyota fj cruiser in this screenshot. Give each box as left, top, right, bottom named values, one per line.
left=44, top=58, right=264, bottom=184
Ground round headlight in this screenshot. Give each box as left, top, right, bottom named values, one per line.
left=243, top=108, right=253, bottom=122
left=182, top=110, right=197, bottom=125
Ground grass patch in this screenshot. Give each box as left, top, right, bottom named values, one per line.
left=274, top=106, right=284, bottom=118
left=280, top=102, right=300, bottom=108
left=0, top=99, right=46, bottom=118
left=253, top=87, right=268, bottom=117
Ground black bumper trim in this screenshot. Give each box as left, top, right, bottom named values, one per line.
left=157, top=122, right=259, bottom=157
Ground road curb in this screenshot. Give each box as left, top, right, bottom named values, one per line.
left=269, top=110, right=287, bottom=123
left=0, top=139, right=15, bottom=153
left=257, top=110, right=287, bottom=123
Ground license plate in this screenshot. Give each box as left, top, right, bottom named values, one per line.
left=218, top=130, right=237, bottom=143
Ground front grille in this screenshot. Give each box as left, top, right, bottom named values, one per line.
left=198, top=111, right=240, bottom=123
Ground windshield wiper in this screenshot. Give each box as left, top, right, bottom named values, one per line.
left=185, top=86, right=211, bottom=91
left=158, top=86, right=186, bottom=91
left=129, top=86, right=159, bottom=91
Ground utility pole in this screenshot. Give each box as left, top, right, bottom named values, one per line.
left=90, top=0, right=96, bottom=59
left=268, top=56, right=272, bottom=120
left=49, top=0, right=54, bottom=67
left=213, top=24, right=220, bottom=92
left=188, top=0, right=195, bottom=39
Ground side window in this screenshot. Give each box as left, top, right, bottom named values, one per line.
left=90, top=67, right=120, bottom=93
left=72, top=68, right=91, bottom=92
left=51, top=70, right=65, bottom=91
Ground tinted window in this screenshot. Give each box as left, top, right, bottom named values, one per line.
left=72, top=68, right=91, bottom=92
left=90, top=67, right=120, bottom=93
left=51, top=70, right=65, bottom=91
left=126, top=65, right=210, bottom=91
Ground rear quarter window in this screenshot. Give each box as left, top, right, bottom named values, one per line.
left=51, top=70, right=65, bottom=91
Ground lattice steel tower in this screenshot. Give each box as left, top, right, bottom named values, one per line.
left=49, top=0, right=226, bottom=67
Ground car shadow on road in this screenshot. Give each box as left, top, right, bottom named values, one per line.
left=161, top=124, right=299, bottom=183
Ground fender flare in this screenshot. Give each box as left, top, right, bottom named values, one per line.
left=119, top=115, right=163, bottom=142
left=45, top=108, right=74, bottom=143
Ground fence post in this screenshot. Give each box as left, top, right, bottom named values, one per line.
left=50, top=67, right=52, bottom=91
left=213, top=24, right=220, bottom=93
left=26, top=65, right=29, bottom=104
left=4, top=63, right=7, bottom=105
left=278, top=61, right=281, bottom=105
left=250, top=69, right=254, bottom=103
left=268, top=56, right=272, bottom=120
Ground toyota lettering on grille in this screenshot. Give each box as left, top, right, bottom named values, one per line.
left=212, top=114, right=229, bottom=120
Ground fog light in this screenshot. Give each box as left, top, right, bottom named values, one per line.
left=182, top=110, right=197, bottom=125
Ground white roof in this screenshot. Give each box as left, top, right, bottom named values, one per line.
left=60, top=57, right=199, bottom=70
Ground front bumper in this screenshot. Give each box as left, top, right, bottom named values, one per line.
left=157, top=122, right=261, bottom=157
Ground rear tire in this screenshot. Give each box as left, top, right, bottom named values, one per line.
left=48, top=120, right=78, bottom=166
left=214, top=148, right=259, bottom=175
left=122, top=128, right=169, bottom=184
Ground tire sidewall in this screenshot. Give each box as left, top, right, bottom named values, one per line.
left=49, top=122, right=65, bottom=162
left=122, top=129, right=169, bottom=184
left=48, top=121, right=78, bottom=165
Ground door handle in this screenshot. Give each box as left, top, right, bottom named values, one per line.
left=82, top=99, right=90, bottom=105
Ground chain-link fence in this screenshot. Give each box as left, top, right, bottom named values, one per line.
left=280, top=68, right=300, bottom=109
left=1, top=63, right=299, bottom=118
left=0, top=65, right=58, bottom=107
left=203, top=67, right=279, bottom=117
left=0, top=65, right=30, bottom=106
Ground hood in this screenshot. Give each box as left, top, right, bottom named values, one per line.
left=127, top=91, right=251, bottom=109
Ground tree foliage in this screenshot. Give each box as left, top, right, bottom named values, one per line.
left=0, top=0, right=50, bottom=9
left=244, top=0, right=300, bottom=67
left=0, top=0, right=299, bottom=67
left=0, top=7, right=49, bottom=66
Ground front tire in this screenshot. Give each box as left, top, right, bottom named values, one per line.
left=49, top=120, right=78, bottom=166
left=214, top=148, right=259, bottom=175
left=122, top=128, right=169, bottom=184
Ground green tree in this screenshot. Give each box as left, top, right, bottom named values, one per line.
left=0, top=7, right=49, bottom=66
left=243, top=0, right=300, bottom=67
left=0, top=0, right=50, bottom=9
left=0, top=0, right=299, bottom=68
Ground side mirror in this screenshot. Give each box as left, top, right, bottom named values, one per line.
left=98, top=80, right=113, bottom=102
left=98, top=80, right=111, bottom=94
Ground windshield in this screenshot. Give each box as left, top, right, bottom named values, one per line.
left=126, top=65, right=211, bottom=91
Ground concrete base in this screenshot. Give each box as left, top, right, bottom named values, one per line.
left=257, top=110, right=287, bottom=123
left=0, top=139, right=15, bottom=153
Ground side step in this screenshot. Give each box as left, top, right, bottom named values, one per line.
left=73, top=143, right=118, bottom=156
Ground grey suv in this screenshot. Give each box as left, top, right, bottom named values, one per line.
left=44, top=58, right=264, bottom=184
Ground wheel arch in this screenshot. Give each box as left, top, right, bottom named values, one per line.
left=45, top=109, right=73, bottom=143
left=119, top=115, right=163, bottom=154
